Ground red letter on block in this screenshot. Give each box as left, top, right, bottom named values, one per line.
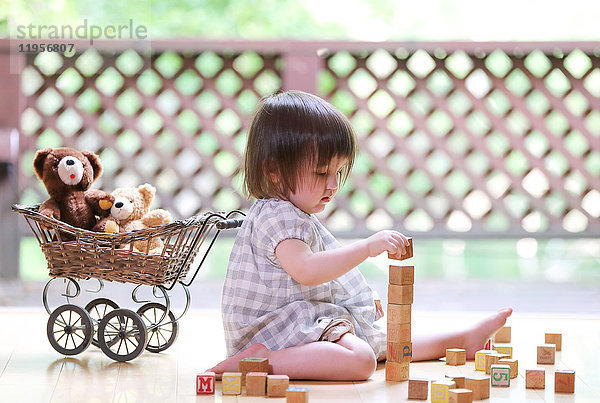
left=196, top=372, right=215, bottom=394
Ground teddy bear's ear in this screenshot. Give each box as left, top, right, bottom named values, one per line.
left=138, top=184, right=156, bottom=206
left=33, top=148, right=52, bottom=179
left=82, top=151, right=103, bottom=182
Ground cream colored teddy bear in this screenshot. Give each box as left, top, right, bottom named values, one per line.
left=95, top=184, right=172, bottom=254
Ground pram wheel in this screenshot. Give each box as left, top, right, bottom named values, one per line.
left=46, top=304, right=93, bottom=356
left=85, top=298, right=119, bottom=347
left=97, top=309, right=148, bottom=362
left=137, top=303, right=179, bottom=353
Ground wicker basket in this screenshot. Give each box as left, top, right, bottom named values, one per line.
left=13, top=204, right=223, bottom=286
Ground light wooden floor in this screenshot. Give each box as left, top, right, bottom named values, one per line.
left=0, top=309, right=598, bottom=402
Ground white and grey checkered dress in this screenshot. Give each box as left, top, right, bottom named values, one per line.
left=221, top=198, right=386, bottom=357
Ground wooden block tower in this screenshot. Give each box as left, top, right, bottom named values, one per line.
left=386, top=238, right=414, bottom=382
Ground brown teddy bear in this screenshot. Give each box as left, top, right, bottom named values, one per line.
left=94, top=184, right=172, bottom=254
left=33, top=147, right=114, bottom=234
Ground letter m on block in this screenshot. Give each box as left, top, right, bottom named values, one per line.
left=196, top=374, right=215, bottom=394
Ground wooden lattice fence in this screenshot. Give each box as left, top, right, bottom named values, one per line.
left=3, top=40, right=600, bottom=239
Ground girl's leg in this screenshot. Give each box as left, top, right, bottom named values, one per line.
left=410, top=307, right=513, bottom=361
left=208, top=333, right=377, bottom=381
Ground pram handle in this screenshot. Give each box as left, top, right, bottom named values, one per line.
left=216, top=218, right=244, bottom=230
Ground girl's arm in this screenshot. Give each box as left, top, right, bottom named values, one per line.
left=275, top=230, right=409, bottom=286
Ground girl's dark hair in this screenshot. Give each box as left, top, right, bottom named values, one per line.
left=243, top=91, right=357, bottom=199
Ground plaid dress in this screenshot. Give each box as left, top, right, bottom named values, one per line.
left=221, top=198, right=386, bottom=357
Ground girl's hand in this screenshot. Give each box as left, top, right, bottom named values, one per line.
left=364, top=230, right=410, bottom=258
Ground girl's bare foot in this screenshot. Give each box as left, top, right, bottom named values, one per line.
left=464, top=307, right=513, bottom=359
left=206, top=343, right=270, bottom=377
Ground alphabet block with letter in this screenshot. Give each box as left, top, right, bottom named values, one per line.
left=222, top=372, right=242, bottom=395
left=196, top=372, right=215, bottom=395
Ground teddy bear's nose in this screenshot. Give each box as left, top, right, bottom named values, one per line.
left=66, top=159, right=75, bottom=166
left=115, top=202, right=124, bottom=208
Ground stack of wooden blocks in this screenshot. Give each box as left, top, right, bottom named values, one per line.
left=385, top=238, right=414, bottom=382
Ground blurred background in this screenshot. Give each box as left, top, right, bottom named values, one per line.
left=0, top=0, right=599, bottom=313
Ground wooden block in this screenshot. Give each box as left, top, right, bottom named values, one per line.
left=555, top=369, right=575, bottom=393
left=464, top=376, right=490, bottom=400
left=387, top=303, right=411, bottom=324
left=286, top=387, right=309, bottom=403
left=407, top=378, right=428, bottom=400
left=526, top=369, right=545, bottom=389
left=430, top=380, right=456, bottom=403
left=493, top=326, right=511, bottom=343
left=389, top=265, right=415, bottom=285
left=387, top=341, right=412, bottom=363
left=490, top=364, right=511, bottom=387
left=267, top=375, right=290, bottom=397
left=385, top=361, right=409, bottom=382
left=445, top=375, right=465, bottom=389
left=484, top=339, right=491, bottom=350
left=373, top=289, right=381, bottom=314
left=448, top=388, right=473, bottom=403
left=239, top=357, right=269, bottom=385
left=545, top=333, right=562, bottom=351
left=492, top=343, right=513, bottom=358
left=388, top=323, right=411, bottom=343
left=388, top=284, right=414, bottom=304
left=446, top=348, right=466, bottom=366
left=196, top=372, right=215, bottom=395
left=239, top=357, right=269, bottom=372
left=388, top=237, right=413, bottom=260
left=222, top=372, right=242, bottom=395
left=537, top=344, right=556, bottom=364
left=474, top=349, right=494, bottom=371
left=485, top=353, right=509, bottom=374
left=498, top=358, right=518, bottom=379
left=246, top=372, right=267, bottom=396
left=374, top=298, right=382, bottom=317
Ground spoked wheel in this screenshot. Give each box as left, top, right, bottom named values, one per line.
left=47, top=304, right=93, bottom=356
left=85, top=298, right=119, bottom=347
left=137, top=303, right=179, bottom=353
left=97, top=309, right=148, bottom=362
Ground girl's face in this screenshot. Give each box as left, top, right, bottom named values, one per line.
left=288, top=155, right=348, bottom=215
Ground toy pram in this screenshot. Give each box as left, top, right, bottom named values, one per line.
left=12, top=203, right=243, bottom=362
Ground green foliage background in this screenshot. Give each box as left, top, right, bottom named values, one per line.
left=1, top=0, right=599, bottom=40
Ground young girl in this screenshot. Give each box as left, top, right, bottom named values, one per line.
left=209, top=91, right=512, bottom=381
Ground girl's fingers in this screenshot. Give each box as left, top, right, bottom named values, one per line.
left=399, top=242, right=406, bottom=255
left=401, top=235, right=410, bottom=246
left=390, top=231, right=410, bottom=247
left=387, top=240, right=399, bottom=254
left=389, top=238, right=400, bottom=253
left=380, top=231, right=410, bottom=255
left=388, top=238, right=404, bottom=255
